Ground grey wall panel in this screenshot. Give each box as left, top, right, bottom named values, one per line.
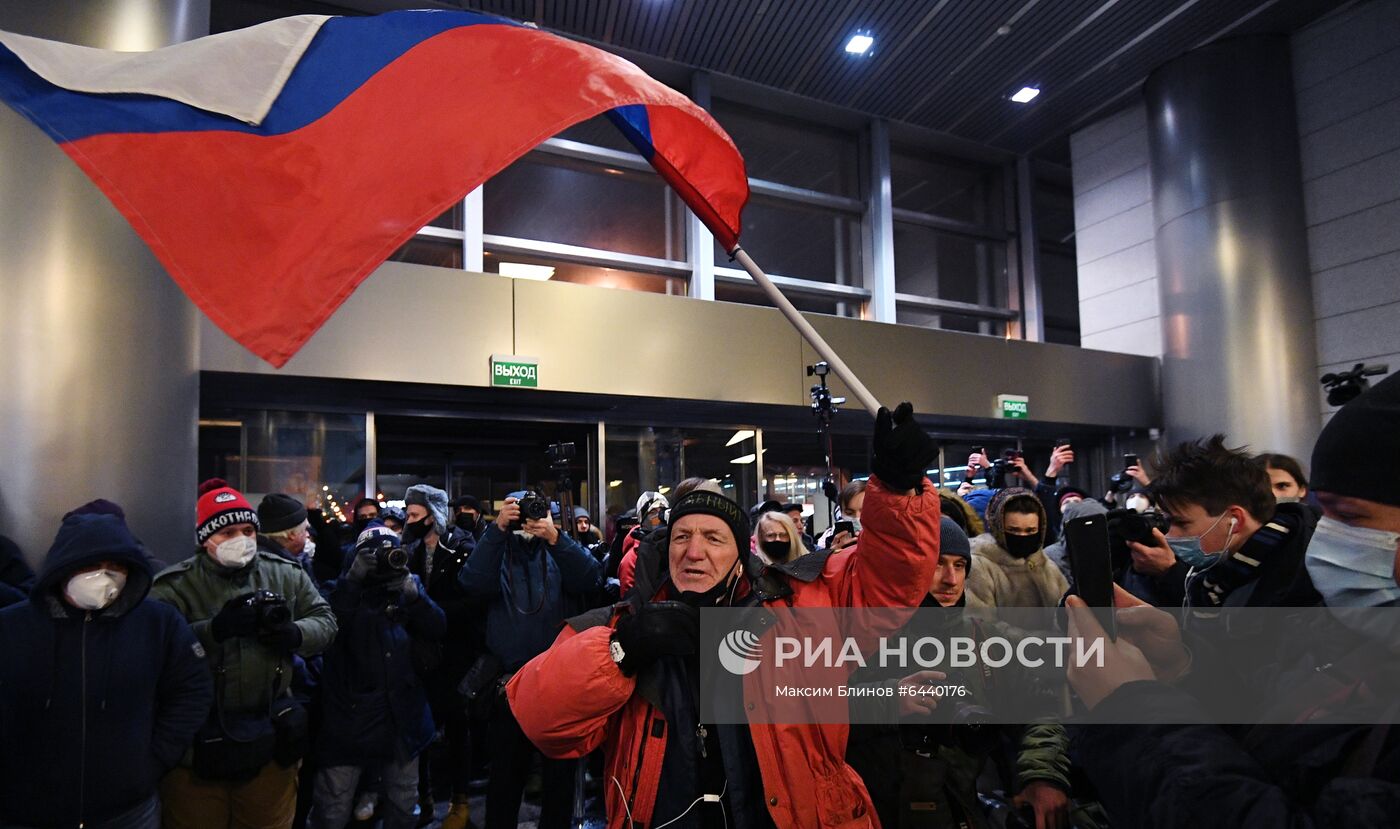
left=199, top=263, right=516, bottom=386
left=1078, top=278, right=1160, bottom=337
left=1074, top=166, right=1152, bottom=231
left=510, top=278, right=807, bottom=406
left=1295, top=0, right=1400, bottom=422
left=1070, top=106, right=1147, bottom=161
left=1076, top=242, right=1158, bottom=302
left=1074, top=202, right=1156, bottom=265
left=1305, top=198, right=1400, bottom=272
left=1302, top=150, right=1400, bottom=225
left=1291, top=0, right=1400, bottom=89
left=1299, top=96, right=1400, bottom=180
left=0, top=1, right=208, bottom=569
left=1071, top=125, right=1151, bottom=195
left=793, top=316, right=1159, bottom=429
left=1311, top=249, right=1400, bottom=319
left=1294, top=45, right=1400, bottom=134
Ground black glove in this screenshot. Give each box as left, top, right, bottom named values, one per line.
left=209, top=593, right=261, bottom=642
left=346, top=549, right=376, bottom=583
left=610, top=601, right=699, bottom=676
left=870, top=401, right=937, bottom=492
left=258, top=617, right=303, bottom=654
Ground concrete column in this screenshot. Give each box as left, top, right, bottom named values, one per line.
left=1145, top=35, right=1320, bottom=459
left=0, top=1, right=209, bottom=567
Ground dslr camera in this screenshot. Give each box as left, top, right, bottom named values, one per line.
left=985, top=449, right=1023, bottom=490
left=376, top=545, right=409, bottom=571
left=240, top=589, right=291, bottom=628
left=1106, top=507, right=1170, bottom=572
left=1108, top=453, right=1141, bottom=494
left=512, top=490, right=552, bottom=531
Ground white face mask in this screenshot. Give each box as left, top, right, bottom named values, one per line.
left=1306, top=517, right=1400, bottom=608
left=211, top=535, right=257, bottom=568
left=304, top=539, right=316, bottom=558
left=64, top=568, right=127, bottom=611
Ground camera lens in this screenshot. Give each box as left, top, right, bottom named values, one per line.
left=262, top=603, right=291, bottom=627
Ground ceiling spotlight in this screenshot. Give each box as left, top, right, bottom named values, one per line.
left=1011, top=86, right=1040, bottom=103
left=845, top=33, right=874, bottom=55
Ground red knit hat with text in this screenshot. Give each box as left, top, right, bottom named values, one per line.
left=196, top=478, right=259, bottom=545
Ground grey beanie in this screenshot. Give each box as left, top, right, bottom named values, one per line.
left=405, top=484, right=449, bottom=530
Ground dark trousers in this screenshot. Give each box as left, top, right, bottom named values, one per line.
left=423, top=672, right=474, bottom=800
left=485, top=693, right=575, bottom=829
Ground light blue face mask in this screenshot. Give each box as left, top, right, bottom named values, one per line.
left=1166, top=512, right=1234, bottom=570
left=1306, top=517, right=1400, bottom=608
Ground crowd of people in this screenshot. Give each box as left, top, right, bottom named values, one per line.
left=2, top=373, right=1399, bottom=829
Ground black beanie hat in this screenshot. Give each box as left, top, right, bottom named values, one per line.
left=1312, top=371, right=1400, bottom=506
left=258, top=493, right=308, bottom=534
left=450, top=495, right=482, bottom=512
left=670, top=490, right=751, bottom=554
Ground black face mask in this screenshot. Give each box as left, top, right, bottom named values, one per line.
left=454, top=513, right=478, bottom=532
left=760, top=539, right=791, bottom=563
left=677, top=556, right=742, bottom=608
left=353, top=516, right=374, bottom=532
left=1005, top=533, right=1041, bottom=559
left=404, top=517, right=432, bottom=541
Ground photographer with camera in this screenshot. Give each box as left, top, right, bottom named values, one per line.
left=1128, top=437, right=1319, bottom=612
left=458, top=489, right=603, bottom=829
left=449, top=495, right=490, bottom=541
left=399, top=484, right=478, bottom=829
left=151, top=479, right=337, bottom=829
left=504, top=403, right=942, bottom=829
left=310, top=524, right=445, bottom=829
left=847, top=516, right=1072, bottom=829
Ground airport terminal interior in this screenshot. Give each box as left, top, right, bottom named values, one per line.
left=3, top=0, right=1400, bottom=827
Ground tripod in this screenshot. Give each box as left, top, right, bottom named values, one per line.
left=808, top=362, right=846, bottom=526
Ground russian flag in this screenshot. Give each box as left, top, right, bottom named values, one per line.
left=0, top=10, right=748, bottom=367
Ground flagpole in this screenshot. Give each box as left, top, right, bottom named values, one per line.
left=731, top=247, right=882, bottom=417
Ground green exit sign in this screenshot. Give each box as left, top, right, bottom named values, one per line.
left=491, top=355, right=539, bottom=388
left=997, top=394, right=1029, bottom=419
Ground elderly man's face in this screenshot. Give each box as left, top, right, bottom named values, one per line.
left=668, top=513, right=740, bottom=593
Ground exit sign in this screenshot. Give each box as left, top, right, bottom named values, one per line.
left=997, top=394, right=1029, bottom=419
left=491, top=355, right=539, bottom=388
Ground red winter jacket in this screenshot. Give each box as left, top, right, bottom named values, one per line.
left=507, top=476, right=941, bottom=828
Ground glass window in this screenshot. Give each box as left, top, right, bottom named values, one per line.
left=714, top=281, right=861, bottom=318
left=891, top=149, right=1004, bottom=229
left=483, top=252, right=686, bottom=295
left=485, top=153, right=685, bottom=260
left=895, top=306, right=1006, bottom=337
left=553, top=114, right=643, bottom=155
left=427, top=202, right=464, bottom=231
left=716, top=196, right=862, bottom=285
left=604, top=426, right=760, bottom=524
left=1041, top=250, right=1081, bottom=346
left=758, top=430, right=873, bottom=536
left=710, top=99, right=860, bottom=198
left=390, top=237, right=463, bottom=270
left=198, top=409, right=367, bottom=517
left=1034, top=183, right=1075, bottom=245
left=893, top=222, right=1007, bottom=308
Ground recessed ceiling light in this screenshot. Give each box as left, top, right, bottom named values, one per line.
left=726, top=429, right=755, bottom=446
left=845, top=33, right=874, bottom=55
left=1011, top=86, right=1040, bottom=103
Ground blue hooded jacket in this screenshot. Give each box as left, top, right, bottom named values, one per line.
left=0, top=514, right=213, bottom=826
left=458, top=509, right=603, bottom=672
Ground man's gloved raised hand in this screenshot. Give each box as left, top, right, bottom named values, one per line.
left=346, top=549, right=376, bottom=583
left=209, top=592, right=262, bottom=641
left=609, top=601, right=699, bottom=676
left=871, top=401, right=937, bottom=492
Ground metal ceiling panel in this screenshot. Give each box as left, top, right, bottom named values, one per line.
left=215, top=0, right=1345, bottom=156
